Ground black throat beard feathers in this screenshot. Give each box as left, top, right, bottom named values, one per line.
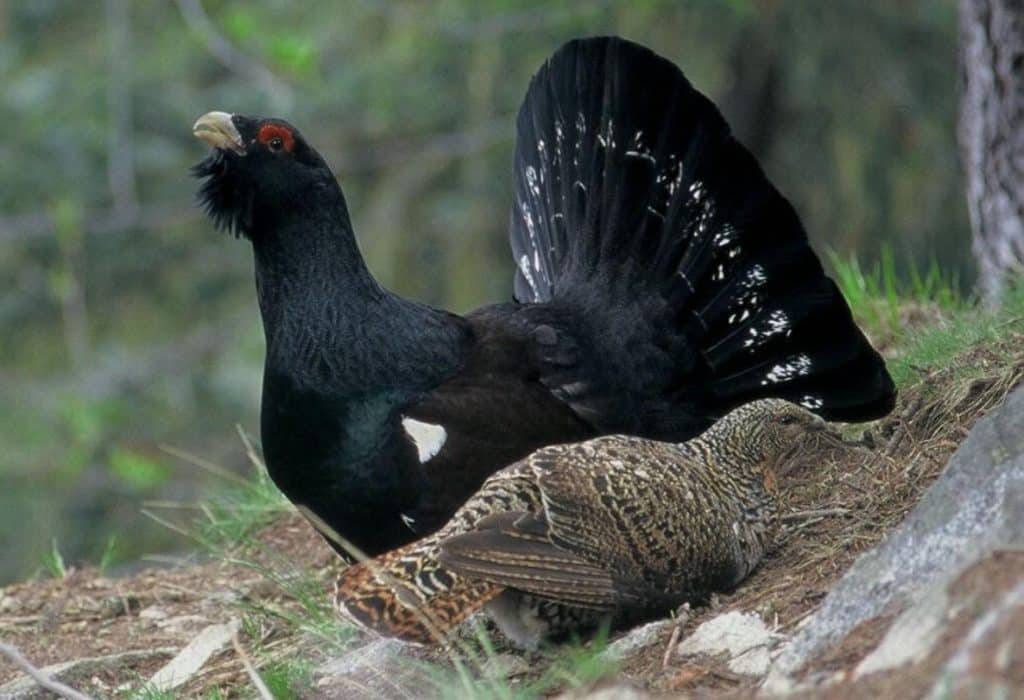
left=192, top=150, right=255, bottom=239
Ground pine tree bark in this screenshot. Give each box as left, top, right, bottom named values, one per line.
left=959, top=0, right=1024, bottom=305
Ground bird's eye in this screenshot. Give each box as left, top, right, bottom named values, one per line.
left=257, top=124, right=295, bottom=153
left=779, top=415, right=796, bottom=426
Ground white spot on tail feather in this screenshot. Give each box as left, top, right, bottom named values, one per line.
left=525, top=166, right=541, bottom=197
left=761, top=354, right=813, bottom=385
left=401, top=417, right=447, bottom=463
left=518, top=254, right=540, bottom=300
left=625, top=149, right=656, bottom=165
left=800, top=395, right=824, bottom=409
left=744, top=309, right=791, bottom=348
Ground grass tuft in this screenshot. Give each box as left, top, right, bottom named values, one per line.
left=888, top=278, right=1024, bottom=388
left=41, top=538, right=68, bottom=579
left=98, top=534, right=120, bottom=575
left=425, top=623, right=616, bottom=700
left=829, top=246, right=966, bottom=345
left=144, top=428, right=356, bottom=696
left=259, top=659, right=314, bottom=700
left=126, top=685, right=177, bottom=700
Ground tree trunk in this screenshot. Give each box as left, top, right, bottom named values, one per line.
left=959, top=0, right=1024, bottom=305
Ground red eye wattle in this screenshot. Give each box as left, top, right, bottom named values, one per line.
left=257, top=124, right=295, bottom=153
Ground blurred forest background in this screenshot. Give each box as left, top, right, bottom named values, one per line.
left=1, top=0, right=966, bottom=583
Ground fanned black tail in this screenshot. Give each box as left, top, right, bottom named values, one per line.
left=509, top=37, right=894, bottom=427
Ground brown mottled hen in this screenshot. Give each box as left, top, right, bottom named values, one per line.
left=334, top=399, right=824, bottom=646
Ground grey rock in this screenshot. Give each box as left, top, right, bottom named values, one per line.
left=765, top=384, right=1024, bottom=689
left=852, top=580, right=949, bottom=677
left=314, top=636, right=439, bottom=700
left=480, top=652, right=530, bottom=679
left=313, top=637, right=406, bottom=678
left=676, top=611, right=780, bottom=677
left=556, top=683, right=651, bottom=699
left=599, top=619, right=674, bottom=664
left=925, top=579, right=1024, bottom=699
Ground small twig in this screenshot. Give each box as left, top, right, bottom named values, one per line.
left=141, top=500, right=205, bottom=510
left=781, top=604, right=821, bottom=632
left=0, top=614, right=44, bottom=626
left=708, top=666, right=745, bottom=683
left=174, top=0, right=292, bottom=110
left=662, top=624, right=681, bottom=670
left=140, top=508, right=193, bottom=539
left=0, top=643, right=95, bottom=700
left=994, top=315, right=1023, bottom=329
left=789, top=517, right=825, bottom=534
left=158, top=444, right=251, bottom=486
left=232, top=633, right=274, bottom=700
left=780, top=507, right=850, bottom=523
left=236, top=424, right=267, bottom=472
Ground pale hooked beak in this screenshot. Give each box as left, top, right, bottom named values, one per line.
left=193, top=111, right=245, bottom=154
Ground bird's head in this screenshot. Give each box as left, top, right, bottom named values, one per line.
left=191, top=111, right=336, bottom=239
left=709, top=399, right=828, bottom=480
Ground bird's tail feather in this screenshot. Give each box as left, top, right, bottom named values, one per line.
left=510, top=37, right=894, bottom=426
left=334, top=540, right=502, bottom=645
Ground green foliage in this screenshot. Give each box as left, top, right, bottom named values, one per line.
left=504, top=625, right=615, bottom=697
left=831, top=253, right=1023, bottom=390
left=109, top=448, right=172, bottom=490
left=889, top=279, right=1024, bottom=388
left=98, top=534, right=120, bottom=574
left=232, top=558, right=353, bottom=651
left=427, top=623, right=616, bottom=700
left=259, top=659, right=314, bottom=700
left=223, top=6, right=258, bottom=40
left=192, top=459, right=287, bottom=547
left=41, top=538, right=68, bottom=579
left=268, top=35, right=318, bottom=76
left=57, top=397, right=127, bottom=478
left=830, top=246, right=965, bottom=342
left=145, top=432, right=356, bottom=654
left=125, top=687, right=177, bottom=700
left=145, top=431, right=289, bottom=550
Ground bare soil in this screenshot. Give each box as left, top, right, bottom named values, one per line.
left=0, top=513, right=340, bottom=697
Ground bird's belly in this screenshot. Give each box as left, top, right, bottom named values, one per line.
left=259, top=380, right=425, bottom=554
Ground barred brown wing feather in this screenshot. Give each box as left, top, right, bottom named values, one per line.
left=438, top=512, right=619, bottom=609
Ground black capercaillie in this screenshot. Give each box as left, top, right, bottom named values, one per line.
left=191, top=37, right=893, bottom=558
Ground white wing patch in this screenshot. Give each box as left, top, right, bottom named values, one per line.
left=401, top=417, right=447, bottom=463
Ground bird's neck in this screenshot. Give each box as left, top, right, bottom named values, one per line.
left=248, top=181, right=406, bottom=373
left=679, top=433, right=774, bottom=495
left=248, top=182, right=467, bottom=395
left=251, top=182, right=381, bottom=324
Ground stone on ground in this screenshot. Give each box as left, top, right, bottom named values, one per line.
left=676, top=610, right=778, bottom=677
left=763, top=384, right=1024, bottom=695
